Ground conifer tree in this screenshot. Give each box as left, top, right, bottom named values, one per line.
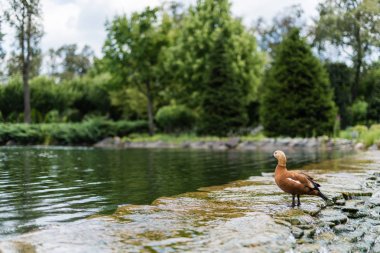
left=260, top=29, right=336, bottom=137
left=171, top=0, right=263, bottom=136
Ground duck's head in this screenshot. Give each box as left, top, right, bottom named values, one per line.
left=273, top=150, right=286, bottom=166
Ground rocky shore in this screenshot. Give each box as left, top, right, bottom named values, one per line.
left=94, top=136, right=365, bottom=151
left=1, top=151, right=380, bottom=252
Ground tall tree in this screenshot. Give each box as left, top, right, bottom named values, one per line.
left=325, top=62, right=353, bottom=127
left=56, top=44, right=94, bottom=80
left=313, top=0, right=380, bottom=101
left=6, top=0, right=43, bottom=123
left=260, top=29, right=337, bottom=137
left=103, top=7, right=172, bottom=135
left=170, top=0, right=263, bottom=136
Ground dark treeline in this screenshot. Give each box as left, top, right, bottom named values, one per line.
left=0, top=0, right=379, bottom=138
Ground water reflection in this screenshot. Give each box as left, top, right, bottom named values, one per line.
left=0, top=147, right=353, bottom=237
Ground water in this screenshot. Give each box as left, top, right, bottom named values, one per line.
left=0, top=146, right=353, bottom=237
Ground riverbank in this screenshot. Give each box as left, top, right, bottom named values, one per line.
left=1, top=151, right=380, bottom=252
left=95, top=135, right=362, bottom=151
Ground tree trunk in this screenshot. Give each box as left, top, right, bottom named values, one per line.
left=23, top=5, right=33, bottom=123
left=146, top=81, right=155, bottom=136
left=352, top=12, right=362, bottom=101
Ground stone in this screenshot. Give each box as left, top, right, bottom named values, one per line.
left=335, top=199, right=346, bottom=206
left=373, top=242, right=380, bottom=253
left=225, top=138, right=240, bottom=149
left=355, top=142, right=365, bottom=150
left=334, top=224, right=355, bottom=233
left=94, top=137, right=124, bottom=148
left=303, top=229, right=316, bottom=239
left=341, top=206, right=359, bottom=213
left=344, top=230, right=365, bottom=242
left=369, top=144, right=378, bottom=151
left=347, top=211, right=367, bottom=219
left=291, top=226, right=304, bottom=239
left=319, top=210, right=348, bottom=225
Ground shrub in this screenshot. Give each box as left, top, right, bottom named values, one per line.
left=0, top=120, right=148, bottom=145
left=155, top=105, right=196, bottom=133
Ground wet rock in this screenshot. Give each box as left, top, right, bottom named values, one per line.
left=291, top=226, right=304, bottom=239
left=369, top=191, right=380, bottom=207
left=347, top=211, right=367, bottom=219
left=341, top=206, right=360, bottom=213
left=297, top=243, right=322, bottom=253
left=355, top=142, right=365, bottom=150
left=334, top=224, right=355, bottom=233
left=344, top=230, right=365, bottom=242
left=303, top=229, right=316, bottom=239
left=335, top=199, right=346, bottom=206
left=94, top=137, right=124, bottom=148
left=237, top=141, right=257, bottom=150
left=225, top=138, right=240, bottom=149
left=319, top=210, right=348, bottom=225
left=342, top=191, right=372, bottom=200
left=373, top=242, right=380, bottom=253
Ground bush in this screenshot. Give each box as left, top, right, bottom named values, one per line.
left=0, top=119, right=148, bottom=145
left=155, top=105, right=196, bottom=133
left=349, top=99, right=368, bottom=125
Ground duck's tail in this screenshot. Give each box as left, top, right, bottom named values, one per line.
left=311, top=181, right=329, bottom=201
left=318, top=191, right=329, bottom=201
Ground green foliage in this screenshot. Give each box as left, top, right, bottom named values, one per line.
left=260, top=29, right=337, bottom=137
left=349, top=99, right=368, bottom=125
left=325, top=62, right=353, bottom=127
left=363, top=65, right=380, bottom=123
left=313, top=0, right=380, bottom=100
left=171, top=0, right=263, bottom=136
left=103, top=7, right=173, bottom=134
left=340, top=124, right=380, bottom=147
left=0, top=119, right=148, bottom=145
left=155, top=105, right=196, bottom=133
left=0, top=74, right=117, bottom=122
left=64, top=73, right=114, bottom=119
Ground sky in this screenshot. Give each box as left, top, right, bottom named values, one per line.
left=4, top=0, right=321, bottom=57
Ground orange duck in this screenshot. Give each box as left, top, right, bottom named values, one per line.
left=273, top=150, right=328, bottom=207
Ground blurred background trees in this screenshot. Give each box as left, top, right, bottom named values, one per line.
left=0, top=0, right=379, bottom=138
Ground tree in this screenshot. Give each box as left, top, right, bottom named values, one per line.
left=325, top=62, right=353, bottom=127
left=6, top=50, right=42, bottom=78
left=170, top=0, right=263, bottom=136
left=363, top=64, right=380, bottom=123
left=45, top=44, right=94, bottom=80
left=103, top=7, right=172, bottom=135
left=0, top=13, right=5, bottom=79
left=260, top=29, right=337, bottom=137
left=6, top=0, right=43, bottom=123
left=253, top=4, right=305, bottom=54
left=313, top=0, right=380, bottom=101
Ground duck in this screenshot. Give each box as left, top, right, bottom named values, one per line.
left=273, top=150, right=328, bottom=207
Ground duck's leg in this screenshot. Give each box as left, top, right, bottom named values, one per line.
left=291, top=195, right=295, bottom=207
left=297, top=195, right=301, bottom=206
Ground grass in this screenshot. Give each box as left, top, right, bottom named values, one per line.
left=123, top=132, right=266, bottom=144
left=339, top=124, right=380, bottom=147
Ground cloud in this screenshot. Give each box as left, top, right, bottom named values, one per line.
left=35, top=0, right=322, bottom=56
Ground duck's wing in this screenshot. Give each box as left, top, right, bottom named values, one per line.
left=286, top=171, right=316, bottom=190
left=297, top=172, right=321, bottom=187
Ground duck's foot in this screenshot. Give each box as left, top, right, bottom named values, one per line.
left=297, top=195, right=301, bottom=206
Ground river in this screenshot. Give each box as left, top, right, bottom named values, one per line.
left=0, top=146, right=353, bottom=237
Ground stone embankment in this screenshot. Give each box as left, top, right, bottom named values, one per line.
left=1, top=151, right=380, bottom=252
left=95, top=136, right=363, bottom=151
